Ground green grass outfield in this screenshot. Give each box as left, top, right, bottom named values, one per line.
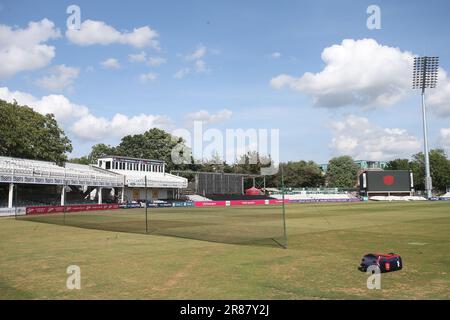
left=0, top=201, right=449, bottom=299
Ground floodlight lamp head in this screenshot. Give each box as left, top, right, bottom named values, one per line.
left=412, top=56, right=439, bottom=90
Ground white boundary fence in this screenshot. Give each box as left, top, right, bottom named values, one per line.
left=0, top=207, right=26, bottom=217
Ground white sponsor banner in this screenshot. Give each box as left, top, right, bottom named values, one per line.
left=0, top=207, right=26, bottom=217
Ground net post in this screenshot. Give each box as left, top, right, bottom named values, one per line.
left=63, top=183, right=66, bottom=225
left=145, top=176, right=148, bottom=234
left=14, top=183, right=17, bottom=220
left=281, top=164, right=288, bottom=249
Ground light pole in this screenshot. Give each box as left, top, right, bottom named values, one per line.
left=412, top=56, right=439, bottom=199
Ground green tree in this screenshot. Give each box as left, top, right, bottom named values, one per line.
left=385, top=158, right=411, bottom=170
left=0, top=99, right=72, bottom=165
left=326, top=156, right=359, bottom=188
left=86, top=128, right=190, bottom=171
left=285, top=161, right=324, bottom=188
left=199, top=152, right=232, bottom=173
left=412, top=149, right=450, bottom=193
left=270, top=161, right=324, bottom=188
left=88, top=143, right=116, bottom=163
left=229, top=151, right=275, bottom=189
left=117, top=128, right=187, bottom=171
left=233, top=151, right=272, bottom=175
left=69, top=156, right=91, bottom=165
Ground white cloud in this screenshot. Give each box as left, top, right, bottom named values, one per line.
left=66, top=20, right=159, bottom=49
left=0, top=87, right=88, bottom=123
left=271, top=39, right=414, bottom=108
left=0, top=19, right=61, bottom=78
left=174, top=68, right=190, bottom=79
left=139, top=72, right=158, bottom=83
left=35, top=64, right=80, bottom=91
left=71, top=113, right=171, bottom=141
left=0, top=86, right=171, bottom=142
left=270, top=38, right=450, bottom=117
left=271, top=52, right=282, bottom=59
left=180, top=44, right=210, bottom=75
left=195, top=59, right=207, bottom=73
left=185, top=45, right=207, bottom=61
left=438, top=128, right=450, bottom=152
left=101, top=58, right=120, bottom=69
left=128, top=51, right=147, bottom=62
left=128, top=52, right=166, bottom=67
left=186, top=109, right=232, bottom=126
left=329, top=115, right=421, bottom=160
left=147, top=56, right=166, bottom=67
left=427, top=69, right=450, bottom=117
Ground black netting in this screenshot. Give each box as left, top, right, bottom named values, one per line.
left=17, top=205, right=287, bottom=248
left=197, top=173, right=243, bottom=195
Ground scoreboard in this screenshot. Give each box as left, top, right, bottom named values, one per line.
left=360, top=170, right=413, bottom=193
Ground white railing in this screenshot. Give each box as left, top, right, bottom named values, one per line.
left=0, top=156, right=191, bottom=189
left=125, top=172, right=188, bottom=189
left=127, top=177, right=187, bottom=189
left=0, top=158, right=124, bottom=187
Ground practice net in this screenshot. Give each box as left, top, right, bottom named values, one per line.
left=17, top=204, right=288, bottom=247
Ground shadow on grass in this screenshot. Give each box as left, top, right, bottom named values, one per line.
left=16, top=214, right=287, bottom=249
left=0, top=279, right=36, bottom=300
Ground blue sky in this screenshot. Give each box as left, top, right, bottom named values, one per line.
left=1, top=0, right=449, bottom=164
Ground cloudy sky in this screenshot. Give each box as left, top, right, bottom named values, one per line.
left=0, top=0, right=449, bottom=163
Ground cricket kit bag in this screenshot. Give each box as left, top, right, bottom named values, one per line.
left=359, top=253, right=402, bottom=273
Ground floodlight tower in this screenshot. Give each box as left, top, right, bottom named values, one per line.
left=412, top=56, right=439, bottom=199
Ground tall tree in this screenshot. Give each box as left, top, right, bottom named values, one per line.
left=233, top=151, right=273, bottom=175
left=86, top=128, right=190, bottom=171
left=412, top=149, right=450, bottom=193
left=200, top=152, right=232, bottom=173
left=0, top=99, right=72, bottom=165
left=385, top=159, right=411, bottom=170
left=270, top=161, right=324, bottom=188
left=326, top=156, right=359, bottom=188
left=119, top=128, right=187, bottom=171
left=69, top=156, right=91, bottom=165
left=284, top=161, right=324, bottom=188
left=88, top=143, right=117, bottom=163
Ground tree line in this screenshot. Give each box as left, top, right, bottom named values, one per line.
left=1, top=99, right=449, bottom=193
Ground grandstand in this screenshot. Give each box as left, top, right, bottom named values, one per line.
left=369, top=195, right=427, bottom=201
left=0, top=156, right=123, bottom=210
left=185, top=194, right=211, bottom=202
left=95, top=156, right=187, bottom=202
left=269, top=188, right=359, bottom=202
left=0, top=156, right=123, bottom=187
left=206, top=194, right=274, bottom=201
left=0, top=155, right=188, bottom=213
left=319, top=160, right=388, bottom=172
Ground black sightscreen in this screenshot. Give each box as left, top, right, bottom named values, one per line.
left=365, top=170, right=411, bottom=192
